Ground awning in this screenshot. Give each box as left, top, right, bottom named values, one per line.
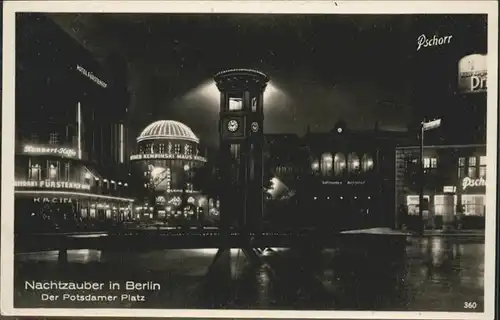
left=84, top=165, right=104, bottom=181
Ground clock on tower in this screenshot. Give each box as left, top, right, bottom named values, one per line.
left=214, top=68, right=269, bottom=233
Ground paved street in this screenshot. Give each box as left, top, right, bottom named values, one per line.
left=14, top=236, right=483, bottom=311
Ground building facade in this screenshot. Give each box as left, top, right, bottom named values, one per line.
left=301, top=121, right=410, bottom=229
left=14, top=13, right=133, bottom=234
left=395, top=144, right=486, bottom=229
left=16, top=13, right=131, bottom=171
left=129, top=120, right=215, bottom=223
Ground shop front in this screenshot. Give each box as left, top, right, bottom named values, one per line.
left=134, top=191, right=220, bottom=226
left=15, top=190, right=134, bottom=234
left=397, top=147, right=487, bottom=230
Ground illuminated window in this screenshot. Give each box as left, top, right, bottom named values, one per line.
left=406, top=195, right=430, bottom=216
left=347, top=152, right=360, bottom=173
left=333, top=153, right=346, bottom=176
left=467, top=156, right=477, bottom=178
left=468, top=166, right=477, bottom=178
left=422, top=157, right=437, bottom=169
left=430, top=158, right=437, bottom=168
left=320, top=153, right=333, bottom=176
left=228, top=93, right=243, bottom=111
left=63, top=163, right=70, bottom=181
left=47, top=161, right=59, bottom=180
left=458, top=156, right=466, bottom=177
left=479, top=166, right=486, bottom=178
left=361, top=154, right=374, bottom=172
left=185, top=144, right=192, bottom=155
left=458, top=167, right=466, bottom=178
left=479, top=155, right=486, bottom=178
left=174, top=144, right=181, bottom=154
left=49, top=132, right=59, bottom=145
left=423, top=157, right=431, bottom=168
left=462, top=195, right=485, bottom=216
left=158, top=144, right=165, bottom=153
left=434, top=195, right=458, bottom=216
left=480, top=156, right=487, bottom=165
left=29, top=164, right=41, bottom=180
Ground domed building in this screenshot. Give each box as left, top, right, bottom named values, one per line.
left=130, top=120, right=212, bottom=222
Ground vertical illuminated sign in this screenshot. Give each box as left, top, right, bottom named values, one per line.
left=119, top=123, right=124, bottom=163
left=77, top=102, right=82, bottom=159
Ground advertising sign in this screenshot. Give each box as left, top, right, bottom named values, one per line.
left=15, top=180, right=91, bottom=191
left=33, top=197, right=74, bottom=204
left=23, top=145, right=77, bottom=158
left=76, top=65, right=108, bottom=88
left=458, top=54, right=487, bottom=93
left=130, top=153, right=207, bottom=162
left=322, top=180, right=367, bottom=186
left=461, top=177, right=486, bottom=191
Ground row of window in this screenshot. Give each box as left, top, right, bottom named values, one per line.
left=28, top=161, right=73, bottom=181
left=313, top=152, right=374, bottom=176
left=138, top=142, right=197, bottom=156
left=30, top=132, right=60, bottom=145
left=406, top=195, right=485, bottom=216
left=458, top=156, right=487, bottom=178
left=26, top=160, right=128, bottom=188
left=412, top=155, right=486, bottom=179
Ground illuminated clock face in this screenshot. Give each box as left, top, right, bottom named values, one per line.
left=227, top=119, right=239, bottom=132
left=251, top=122, right=260, bottom=133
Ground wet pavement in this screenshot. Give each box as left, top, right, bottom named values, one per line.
left=14, top=236, right=484, bottom=311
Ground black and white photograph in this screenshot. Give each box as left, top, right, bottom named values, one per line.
left=1, top=1, right=498, bottom=318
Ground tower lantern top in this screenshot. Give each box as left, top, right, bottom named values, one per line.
left=213, top=68, right=269, bottom=92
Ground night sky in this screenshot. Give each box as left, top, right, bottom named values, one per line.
left=46, top=13, right=487, bottom=145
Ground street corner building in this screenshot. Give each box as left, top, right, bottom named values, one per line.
left=14, top=13, right=134, bottom=246
left=395, top=144, right=487, bottom=230
left=395, top=50, right=488, bottom=232
left=129, top=120, right=218, bottom=224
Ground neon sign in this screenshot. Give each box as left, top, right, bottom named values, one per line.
left=458, top=54, right=487, bottom=94
left=76, top=65, right=108, bottom=88
left=15, top=180, right=91, bottom=191
left=461, top=177, right=485, bottom=190
left=33, top=197, right=73, bottom=204
left=322, top=180, right=366, bottom=185
left=130, top=153, right=207, bottom=162
left=23, top=145, right=77, bottom=158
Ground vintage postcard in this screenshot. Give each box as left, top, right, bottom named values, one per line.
left=1, top=1, right=498, bottom=319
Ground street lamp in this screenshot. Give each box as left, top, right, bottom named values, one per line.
left=418, top=118, right=442, bottom=235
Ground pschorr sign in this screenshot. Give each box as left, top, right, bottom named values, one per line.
left=15, top=180, right=91, bottom=191
left=461, top=177, right=485, bottom=190
left=458, top=54, right=487, bottom=94
left=23, top=145, right=77, bottom=158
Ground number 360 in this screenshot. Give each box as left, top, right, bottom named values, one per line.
left=464, top=302, right=478, bottom=309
